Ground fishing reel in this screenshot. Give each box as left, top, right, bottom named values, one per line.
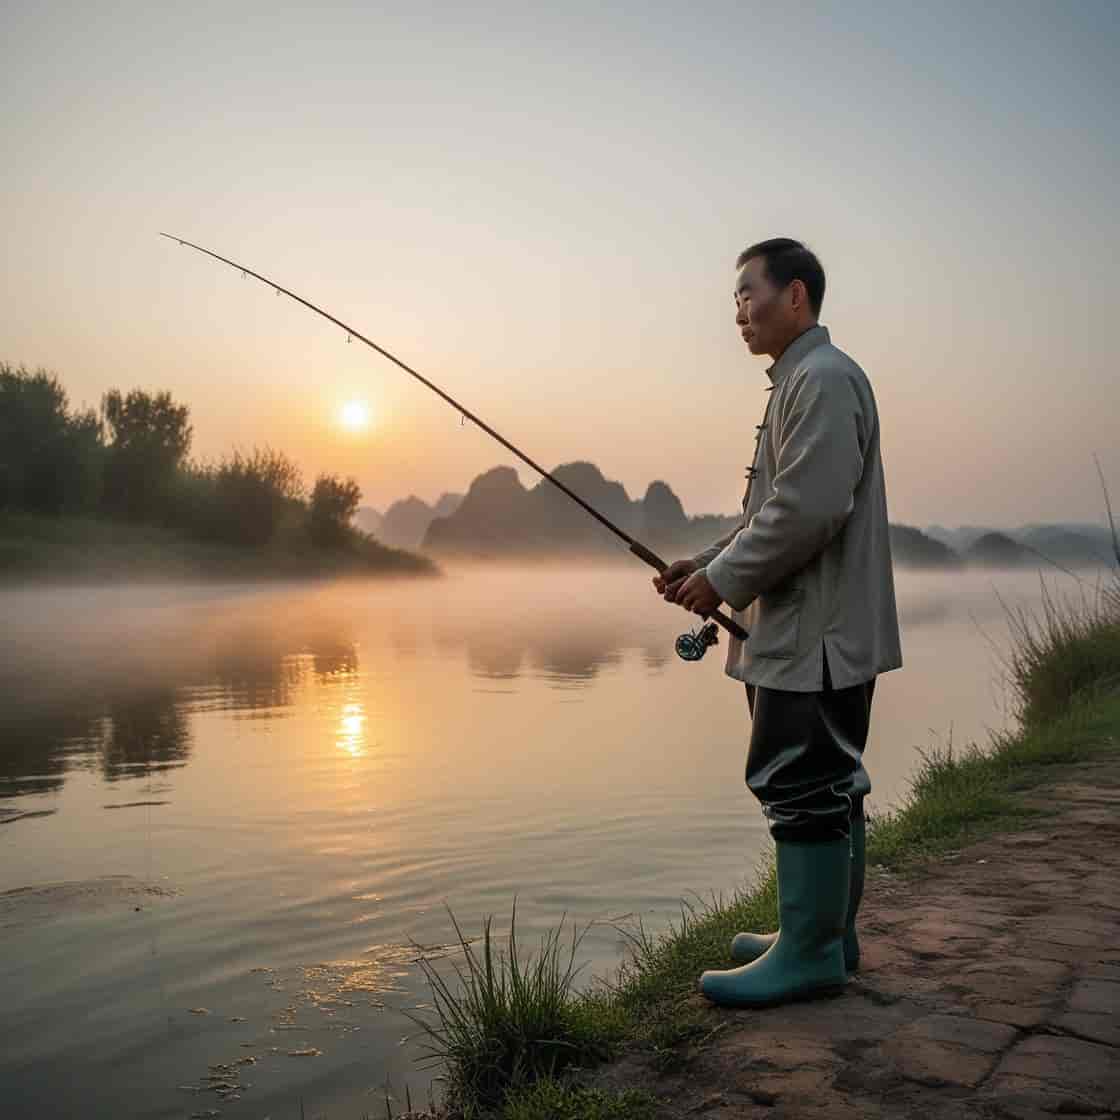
left=675, top=619, right=720, bottom=662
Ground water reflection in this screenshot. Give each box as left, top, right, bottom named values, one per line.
left=0, top=568, right=1029, bottom=802
left=207, top=641, right=306, bottom=717
left=313, top=641, right=360, bottom=680
left=0, top=706, right=99, bottom=797
left=429, top=609, right=662, bottom=683
left=97, top=689, right=191, bottom=782
left=0, top=689, right=191, bottom=796
left=336, top=702, right=367, bottom=758
left=0, top=612, right=366, bottom=798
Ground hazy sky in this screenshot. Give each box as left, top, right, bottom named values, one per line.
left=4, top=1, right=1118, bottom=528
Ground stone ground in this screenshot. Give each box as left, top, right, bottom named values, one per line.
left=582, top=757, right=1120, bottom=1119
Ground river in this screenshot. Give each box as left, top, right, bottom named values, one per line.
left=0, top=563, right=1106, bottom=1118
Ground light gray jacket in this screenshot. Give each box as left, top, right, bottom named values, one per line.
left=692, top=324, right=902, bottom=691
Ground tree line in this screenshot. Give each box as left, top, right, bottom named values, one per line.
left=0, top=362, right=363, bottom=550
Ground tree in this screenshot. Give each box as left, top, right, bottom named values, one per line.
left=101, top=388, right=192, bottom=521
left=0, top=363, right=104, bottom=515
left=211, top=446, right=304, bottom=546
left=308, top=473, right=362, bottom=548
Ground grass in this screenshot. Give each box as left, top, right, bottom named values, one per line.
left=406, top=565, right=1120, bottom=1118
left=403, top=900, right=634, bottom=1118
left=0, top=510, right=438, bottom=582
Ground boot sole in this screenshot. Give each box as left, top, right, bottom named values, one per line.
left=701, top=980, right=847, bottom=1010
left=729, top=956, right=861, bottom=974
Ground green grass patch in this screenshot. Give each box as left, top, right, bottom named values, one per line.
left=500, top=1079, right=656, bottom=1120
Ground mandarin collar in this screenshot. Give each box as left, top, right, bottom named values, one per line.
left=766, top=324, right=830, bottom=388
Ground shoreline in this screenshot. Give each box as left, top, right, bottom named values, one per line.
left=0, top=511, right=440, bottom=584
left=575, top=742, right=1120, bottom=1118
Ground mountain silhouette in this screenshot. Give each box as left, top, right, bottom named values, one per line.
left=354, top=505, right=383, bottom=537
left=964, top=531, right=1037, bottom=568
left=422, top=461, right=741, bottom=559
left=365, top=462, right=1115, bottom=571
left=355, top=492, right=464, bottom=549
left=1016, top=525, right=1114, bottom=568
left=889, top=525, right=963, bottom=568
left=925, top=523, right=1113, bottom=569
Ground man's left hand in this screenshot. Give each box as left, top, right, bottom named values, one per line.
left=674, top=569, right=724, bottom=615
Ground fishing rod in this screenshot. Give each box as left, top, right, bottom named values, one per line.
left=159, top=232, right=749, bottom=660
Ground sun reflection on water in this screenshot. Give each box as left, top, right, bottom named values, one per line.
left=336, top=702, right=366, bottom=757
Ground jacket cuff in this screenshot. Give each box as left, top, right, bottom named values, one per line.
left=705, top=551, right=754, bottom=611
left=690, top=546, right=721, bottom=569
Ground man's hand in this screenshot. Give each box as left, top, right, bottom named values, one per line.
left=652, top=560, right=724, bottom=615
left=652, top=559, right=698, bottom=603
left=676, top=569, right=724, bottom=615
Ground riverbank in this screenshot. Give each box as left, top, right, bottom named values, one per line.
left=578, top=739, right=1120, bottom=1119
left=0, top=512, right=439, bottom=583
left=396, top=572, right=1119, bottom=1120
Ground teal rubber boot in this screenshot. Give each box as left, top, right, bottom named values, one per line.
left=700, top=837, right=849, bottom=1008
left=729, top=812, right=865, bottom=972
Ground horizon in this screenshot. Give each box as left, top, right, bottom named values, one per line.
left=3, top=1, right=1117, bottom=526
left=360, top=463, right=1118, bottom=538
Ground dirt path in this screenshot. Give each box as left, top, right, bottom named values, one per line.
left=586, top=757, right=1120, bottom=1119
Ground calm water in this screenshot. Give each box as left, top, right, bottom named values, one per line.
left=0, top=563, right=1102, bottom=1118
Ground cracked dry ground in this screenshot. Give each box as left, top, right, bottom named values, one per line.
left=584, top=757, right=1120, bottom=1119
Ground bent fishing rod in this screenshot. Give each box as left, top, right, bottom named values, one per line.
left=159, top=232, right=748, bottom=661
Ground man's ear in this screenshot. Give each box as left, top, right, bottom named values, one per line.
left=788, top=277, right=809, bottom=313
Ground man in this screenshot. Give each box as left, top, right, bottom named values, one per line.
left=652, top=238, right=902, bottom=1008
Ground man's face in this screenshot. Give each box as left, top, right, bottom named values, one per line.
left=734, top=256, right=791, bottom=357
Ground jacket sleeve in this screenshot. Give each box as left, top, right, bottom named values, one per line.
left=690, top=523, right=742, bottom=568
left=705, top=366, right=866, bottom=610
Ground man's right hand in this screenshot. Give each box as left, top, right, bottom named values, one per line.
left=652, top=559, right=700, bottom=603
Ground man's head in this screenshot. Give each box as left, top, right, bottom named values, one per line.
left=734, top=238, right=825, bottom=360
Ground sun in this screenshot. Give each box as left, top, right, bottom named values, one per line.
left=339, top=399, right=371, bottom=431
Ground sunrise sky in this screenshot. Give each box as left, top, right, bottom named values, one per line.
left=3, top=1, right=1117, bottom=528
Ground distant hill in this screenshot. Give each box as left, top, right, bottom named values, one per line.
left=354, top=506, right=383, bottom=538
left=1015, top=524, right=1115, bottom=568
left=367, top=462, right=1119, bottom=570
left=964, top=531, right=1036, bottom=568
left=354, top=492, right=464, bottom=550
left=927, top=522, right=1115, bottom=570
left=924, top=525, right=998, bottom=553
left=422, top=462, right=745, bottom=559
left=432, top=492, right=463, bottom=518
left=889, top=525, right=962, bottom=568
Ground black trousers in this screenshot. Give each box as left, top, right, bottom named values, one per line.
left=744, top=645, right=875, bottom=842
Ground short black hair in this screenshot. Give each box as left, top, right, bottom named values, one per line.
left=736, top=238, right=826, bottom=317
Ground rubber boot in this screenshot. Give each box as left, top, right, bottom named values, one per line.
left=700, top=837, right=849, bottom=1008
left=729, top=811, right=866, bottom=972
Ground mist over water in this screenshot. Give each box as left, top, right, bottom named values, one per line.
left=0, top=563, right=1107, bottom=1117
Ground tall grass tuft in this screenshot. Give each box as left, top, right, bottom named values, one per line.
left=405, top=899, right=614, bottom=1116
left=996, top=465, right=1120, bottom=729
left=994, top=571, right=1120, bottom=730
